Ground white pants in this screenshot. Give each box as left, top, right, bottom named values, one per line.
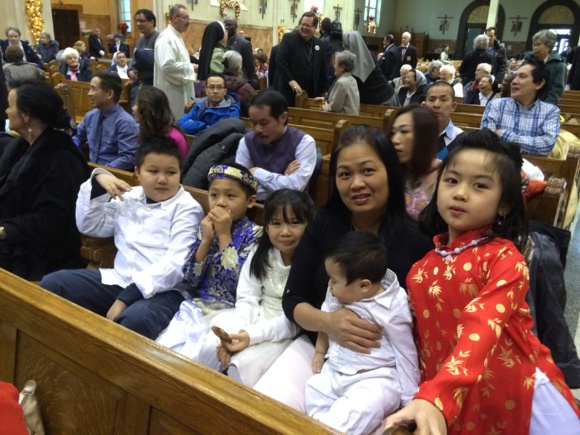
left=306, top=364, right=401, bottom=435
left=253, top=335, right=315, bottom=412
left=530, top=369, right=580, bottom=434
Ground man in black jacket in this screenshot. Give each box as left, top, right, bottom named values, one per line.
left=486, top=27, right=508, bottom=84
left=224, top=17, right=258, bottom=89
left=378, top=34, right=400, bottom=80
left=88, top=28, right=105, bottom=58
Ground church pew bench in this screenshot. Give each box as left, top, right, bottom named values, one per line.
left=562, top=123, right=580, bottom=138
left=0, top=270, right=338, bottom=435
left=295, top=93, right=396, bottom=119
left=525, top=147, right=580, bottom=229
left=287, top=107, right=388, bottom=134
left=455, top=103, right=485, bottom=115
left=558, top=104, right=580, bottom=117
left=81, top=163, right=265, bottom=269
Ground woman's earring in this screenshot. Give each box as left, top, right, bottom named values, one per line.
left=497, top=214, right=505, bottom=226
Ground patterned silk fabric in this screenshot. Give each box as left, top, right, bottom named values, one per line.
left=407, top=228, right=580, bottom=433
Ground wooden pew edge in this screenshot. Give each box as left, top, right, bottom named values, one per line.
left=0, top=270, right=337, bottom=434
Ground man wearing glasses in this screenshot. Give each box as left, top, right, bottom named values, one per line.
left=178, top=73, right=241, bottom=135
left=154, top=4, right=196, bottom=120
left=128, top=9, right=159, bottom=105
left=275, top=11, right=328, bottom=107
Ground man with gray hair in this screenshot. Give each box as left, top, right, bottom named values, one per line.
left=525, top=29, right=566, bottom=104
left=399, top=32, right=417, bottom=70
left=154, top=4, right=196, bottom=119
left=459, top=35, right=492, bottom=86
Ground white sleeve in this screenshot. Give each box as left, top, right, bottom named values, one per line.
left=75, top=168, right=119, bottom=237
left=155, top=35, right=195, bottom=85
left=235, top=136, right=253, bottom=169
left=251, top=134, right=317, bottom=193
left=132, top=194, right=204, bottom=298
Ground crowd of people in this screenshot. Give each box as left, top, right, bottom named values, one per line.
left=1, top=6, right=580, bottom=434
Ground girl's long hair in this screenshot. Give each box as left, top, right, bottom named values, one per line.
left=250, top=189, right=315, bottom=280
left=419, top=128, right=528, bottom=250
left=135, top=86, right=182, bottom=144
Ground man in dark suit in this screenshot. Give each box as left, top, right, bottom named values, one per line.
left=275, top=11, right=327, bottom=107
left=224, top=16, right=258, bottom=88
left=399, top=31, right=418, bottom=70
left=88, top=28, right=105, bottom=58
left=108, top=34, right=130, bottom=58
left=378, top=34, right=400, bottom=80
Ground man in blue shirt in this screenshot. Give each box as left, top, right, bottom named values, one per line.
left=74, top=71, right=139, bottom=170
left=481, top=59, right=560, bottom=156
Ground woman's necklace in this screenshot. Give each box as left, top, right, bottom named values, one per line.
left=434, top=237, right=488, bottom=262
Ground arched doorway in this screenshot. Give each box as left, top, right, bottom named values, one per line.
left=527, top=1, right=579, bottom=53
left=457, top=0, right=505, bottom=59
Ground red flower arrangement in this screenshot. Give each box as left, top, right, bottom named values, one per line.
left=117, top=22, right=128, bottom=35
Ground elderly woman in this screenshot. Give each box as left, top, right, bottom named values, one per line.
left=108, top=52, right=129, bottom=79
left=459, top=34, right=492, bottom=86
left=425, top=60, right=443, bottom=85
left=73, top=40, right=91, bottom=61
left=0, top=26, right=43, bottom=68
left=251, top=125, right=432, bottom=411
left=35, top=32, right=59, bottom=63
left=464, top=74, right=497, bottom=106
left=221, top=50, right=256, bottom=116
left=2, top=46, right=45, bottom=82
left=0, top=79, right=87, bottom=280
left=525, top=30, right=566, bottom=104
left=315, top=50, right=360, bottom=115
left=59, top=47, right=93, bottom=82
left=439, top=64, right=463, bottom=98
left=397, top=69, right=427, bottom=107
left=343, top=31, right=398, bottom=106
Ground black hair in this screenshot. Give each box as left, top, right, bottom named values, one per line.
left=325, top=231, right=388, bottom=285
left=135, top=136, right=183, bottom=169
left=198, top=22, right=226, bottom=81
left=384, top=34, right=395, bottom=44
left=300, top=11, right=319, bottom=27
left=419, top=128, right=528, bottom=251
left=521, top=57, right=550, bottom=96
left=208, top=162, right=256, bottom=198
left=427, top=80, right=455, bottom=99
left=93, top=71, right=123, bottom=103
left=206, top=72, right=226, bottom=86
left=326, top=125, right=407, bottom=244
left=135, top=9, right=156, bottom=27
left=9, top=79, right=71, bottom=129
left=250, top=89, right=288, bottom=123
left=250, top=189, right=314, bottom=280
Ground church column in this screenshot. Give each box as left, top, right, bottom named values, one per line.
left=487, top=0, right=500, bottom=28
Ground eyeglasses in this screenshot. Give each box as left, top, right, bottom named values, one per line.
left=206, top=85, right=226, bottom=91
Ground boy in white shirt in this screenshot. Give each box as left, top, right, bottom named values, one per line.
left=305, top=231, right=419, bottom=435
left=40, top=137, right=204, bottom=339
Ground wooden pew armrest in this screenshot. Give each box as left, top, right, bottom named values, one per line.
left=80, top=235, right=117, bottom=269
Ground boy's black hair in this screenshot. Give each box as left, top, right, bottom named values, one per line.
left=135, top=136, right=183, bottom=169
left=325, top=231, right=388, bottom=285
left=207, top=162, right=256, bottom=198
left=250, top=189, right=314, bottom=281
left=419, top=128, right=528, bottom=250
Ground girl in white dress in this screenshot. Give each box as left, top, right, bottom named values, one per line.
left=197, top=188, right=315, bottom=387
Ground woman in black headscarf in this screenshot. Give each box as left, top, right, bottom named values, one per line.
left=197, top=21, right=228, bottom=81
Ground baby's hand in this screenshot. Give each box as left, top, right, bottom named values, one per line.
left=95, top=174, right=132, bottom=201
left=312, top=352, right=325, bottom=374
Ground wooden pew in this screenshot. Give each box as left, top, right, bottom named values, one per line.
left=287, top=107, right=387, bottom=134
left=82, top=163, right=265, bottom=269
left=455, top=103, right=486, bottom=115
left=295, top=93, right=395, bottom=121
left=0, top=270, right=338, bottom=434
left=558, top=104, right=580, bottom=117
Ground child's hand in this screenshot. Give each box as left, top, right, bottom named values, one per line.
left=385, top=399, right=447, bottom=435
left=208, top=206, right=232, bottom=238
left=284, top=160, right=301, bottom=175
left=216, top=344, right=232, bottom=370
left=312, top=352, right=325, bottom=374
left=106, top=299, right=127, bottom=320
left=95, top=174, right=132, bottom=201
left=200, top=215, right=215, bottom=242
left=222, top=331, right=250, bottom=353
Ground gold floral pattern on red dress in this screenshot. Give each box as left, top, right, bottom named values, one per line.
left=408, top=228, right=580, bottom=434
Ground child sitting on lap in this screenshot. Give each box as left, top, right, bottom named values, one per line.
left=40, top=137, right=204, bottom=339
left=156, top=164, right=262, bottom=352
left=305, top=231, right=419, bottom=435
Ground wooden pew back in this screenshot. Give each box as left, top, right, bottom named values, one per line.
left=287, top=107, right=387, bottom=133
left=0, top=270, right=337, bottom=434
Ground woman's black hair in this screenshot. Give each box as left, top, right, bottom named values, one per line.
left=326, top=125, right=407, bottom=244
left=388, top=104, right=439, bottom=181
left=198, top=22, right=226, bottom=81
left=419, top=128, right=528, bottom=250
left=250, top=189, right=314, bottom=281
left=10, top=79, right=71, bottom=129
